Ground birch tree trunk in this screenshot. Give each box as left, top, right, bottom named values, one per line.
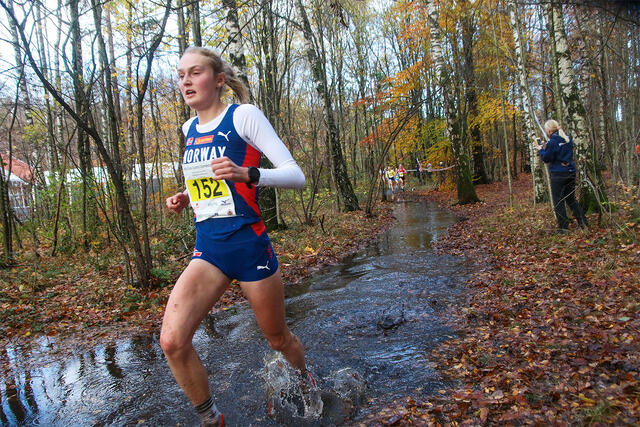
left=426, top=0, right=478, bottom=204
left=550, top=1, right=607, bottom=212
left=509, top=0, right=548, bottom=203
left=545, top=4, right=564, bottom=121
left=294, top=0, right=360, bottom=211
left=222, top=0, right=251, bottom=94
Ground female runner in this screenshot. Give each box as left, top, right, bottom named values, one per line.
left=162, top=46, right=313, bottom=426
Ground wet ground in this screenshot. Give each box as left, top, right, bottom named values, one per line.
left=1, top=199, right=473, bottom=426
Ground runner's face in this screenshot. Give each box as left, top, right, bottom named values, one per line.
left=177, top=53, right=222, bottom=111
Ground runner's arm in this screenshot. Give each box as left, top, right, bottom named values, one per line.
left=234, top=104, right=305, bottom=189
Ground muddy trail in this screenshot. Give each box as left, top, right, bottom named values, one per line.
left=1, top=199, right=473, bottom=426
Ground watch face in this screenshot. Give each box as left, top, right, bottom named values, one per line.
left=249, top=167, right=260, bottom=183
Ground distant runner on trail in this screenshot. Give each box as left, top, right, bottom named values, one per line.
left=385, top=166, right=396, bottom=191
left=397, top=164, right=406, bottom=191
left=162, top=46, right=316, bottom=427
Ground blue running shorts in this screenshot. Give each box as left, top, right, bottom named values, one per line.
left=192, top=223, right=278, bottom=282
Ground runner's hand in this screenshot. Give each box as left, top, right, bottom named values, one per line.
left=210, top=156, right=250, bottom=183
left=166, top=192, right=190, bottom=214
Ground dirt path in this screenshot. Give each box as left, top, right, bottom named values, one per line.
left=364, top=174, right=640, bottom=425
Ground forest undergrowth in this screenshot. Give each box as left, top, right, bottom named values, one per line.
left=0, top=204, right=394, bottom=372
left=364, top=174, right=640, bottom=425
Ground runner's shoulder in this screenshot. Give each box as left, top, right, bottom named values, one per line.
left=182, top=116, right=197, bottom=136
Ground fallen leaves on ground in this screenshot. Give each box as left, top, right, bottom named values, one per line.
left=363, top=174, right=640, bottom=425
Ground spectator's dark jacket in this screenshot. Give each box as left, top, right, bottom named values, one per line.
left=539, top=131, right=576, bottom=173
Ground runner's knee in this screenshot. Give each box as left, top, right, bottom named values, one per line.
left=160, top=327, right=192, bottom=359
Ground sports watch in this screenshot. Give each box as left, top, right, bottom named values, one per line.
left=247, top=166, right=260, bottom=185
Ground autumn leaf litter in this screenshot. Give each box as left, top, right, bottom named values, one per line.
left=362, top=174, right=639, bottom=426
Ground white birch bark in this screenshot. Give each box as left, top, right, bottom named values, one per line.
left=551, top=5, right=589, bottom=164
left=222, top=0, right=252, bottom=98
left=509, top=0, right=548, bottom=203
left=550, top=2, right=606, bottom=209
left=426, top=0, right=478, bottom=203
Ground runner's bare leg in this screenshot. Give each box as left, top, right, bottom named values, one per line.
left=160, top=259, right=231, bottom=404
left=240, top=268, right=306, bottom=372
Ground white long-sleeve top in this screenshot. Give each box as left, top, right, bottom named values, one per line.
left=182, top=104, right=305, bottom=189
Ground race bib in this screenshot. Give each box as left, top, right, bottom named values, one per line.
left=183, top=161, right=236, bottom=222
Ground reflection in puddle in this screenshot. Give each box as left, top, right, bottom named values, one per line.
left=1, top=200, right=472, bottom=426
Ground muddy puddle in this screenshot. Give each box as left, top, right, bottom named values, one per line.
left=1, top=200, right=472, bottom=426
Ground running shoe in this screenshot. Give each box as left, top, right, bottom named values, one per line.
left=298, top=370, right=323, bottom=418
left=201, top=413, right=224, bottom=427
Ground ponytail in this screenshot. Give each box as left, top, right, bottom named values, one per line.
left=182, top=46, right=249, bottom=103
left=222, top=62, right=249, bottom=104
left=557, top=128, right=569, bottom=142
left=544, top=119, right=569, bottom=142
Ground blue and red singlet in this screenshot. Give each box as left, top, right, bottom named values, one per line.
left=183, top=104, right=275, bottom=281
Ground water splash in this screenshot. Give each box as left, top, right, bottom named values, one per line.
left=262, top=353, right=323, bottom=423
left=329, top=368, right=367, bottom=404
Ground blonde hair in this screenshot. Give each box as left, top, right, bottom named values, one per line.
left=544, top=119, right=569, bottom=142
left=183, top=46, right=249, bottom=103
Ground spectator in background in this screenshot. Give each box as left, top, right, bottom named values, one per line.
left=536, top=119, right=589, bottom=232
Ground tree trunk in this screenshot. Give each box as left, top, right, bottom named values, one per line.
left=70, top=0, right=96, bottom=251
left=597, top=20, right=613, bottom=173
left=550, top=1, right=607, bottom=212
left=35, top=1, right=59, bottom=174
left=177, top=0, right=188, bottom=54
left=426, top=0, right=478, bottom=204
left=190, top=0, right=202, bottom=47
left=125, top=2, right=135, bottom=187
left=545, top=4, right=564, bottom=121
left=0, top=91, right=20, bottom=264
left=5, top=0, right=32, bottom=127
left=105, top=4, right=123, bottom=132
left=509, top=0, right=548, bottom=203
left=294, top=0, right=360, bottom=211
left=490, top=10, right=513, bottom=203
left=133, top=2, right=172, bottom=272
left=175, top=0, right=189, bottom=184
left=461, top=1, right=488, bottom=185
left=222, top=0, right=252, bottom=95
